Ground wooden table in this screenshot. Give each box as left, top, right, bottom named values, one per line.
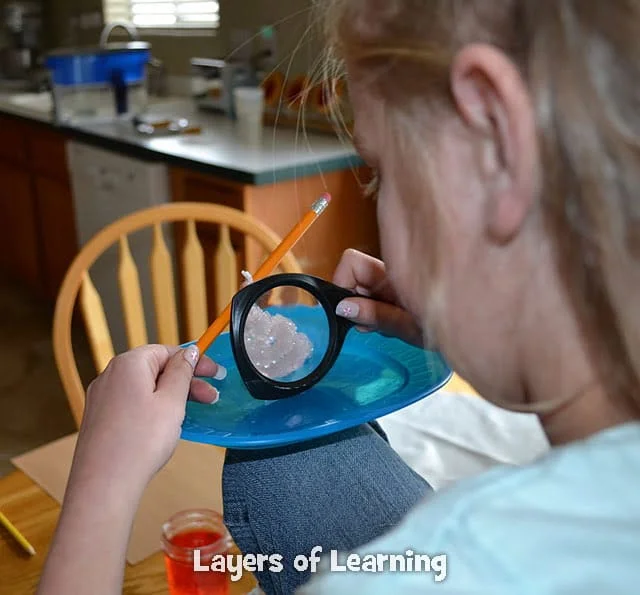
left=0, top=470, right=257, bottom=595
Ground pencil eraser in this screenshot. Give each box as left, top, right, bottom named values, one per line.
left=312, top=193, right=332, bottom=215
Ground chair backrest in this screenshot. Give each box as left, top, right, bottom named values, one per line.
left=53, top=202, right=303, bottom=427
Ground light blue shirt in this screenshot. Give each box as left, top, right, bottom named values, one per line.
left=301, top=423, right=640, bottom=594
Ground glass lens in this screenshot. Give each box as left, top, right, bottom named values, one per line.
left=242, top=285, right=330, bottom=383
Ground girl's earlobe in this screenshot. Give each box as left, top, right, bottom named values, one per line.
left=486, top=183, right=528, bottom=244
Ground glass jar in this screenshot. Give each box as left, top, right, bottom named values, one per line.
left=161, top=509, right=233, bottom=595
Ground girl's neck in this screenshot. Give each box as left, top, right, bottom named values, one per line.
left=517, top=276, right=640, bottom=446
left=537, top=382, right=640, bottom=447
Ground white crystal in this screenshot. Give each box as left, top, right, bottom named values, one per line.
left=244, top=304, right=313, bottom=379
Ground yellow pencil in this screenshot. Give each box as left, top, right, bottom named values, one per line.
left=0, top=511, right=36, bottom=556
left=196, top=193, right=332, bottom=354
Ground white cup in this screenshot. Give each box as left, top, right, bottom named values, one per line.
left=234, top=86, right=265, bottom=147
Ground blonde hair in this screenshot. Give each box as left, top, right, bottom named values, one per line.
left=322, top=0, right=640, bottom=407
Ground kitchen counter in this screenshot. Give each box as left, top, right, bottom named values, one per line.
left=0, top=93, right=361, bottom=185
left=0, top=91, right=378, bottom=307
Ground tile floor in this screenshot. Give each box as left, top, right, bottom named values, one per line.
left=0, top=279, right=95, bottom=477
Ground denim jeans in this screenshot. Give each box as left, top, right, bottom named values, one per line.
left=222, top=423, right=431, bottom=595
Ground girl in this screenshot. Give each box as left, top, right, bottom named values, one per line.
left=225, top=0, right=640, bottom=592
left=39, top=1, right=640, bottom=593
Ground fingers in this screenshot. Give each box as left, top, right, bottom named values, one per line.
left=333, top=249, right=385, bottom=289
left=129, top=345, right=223, bottom=380
left=155, top=345, right=199, bottom=401
left=119, top=344, right=178, bottom=379
left=333, top=249, right=396, bottom=302
left=336, top=297, right=423, bottom=347
left=112, top=346, right=225, bottom=397
left=190, top=378, right=220, bottom=404
left=161, top=352, right=225, bottom=404
left=191, top=354, right=225, bottom=404
left=195, top=355, right=226, bottom=380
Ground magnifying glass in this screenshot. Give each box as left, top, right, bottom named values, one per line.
left=230, top=274, right=358, bottom=400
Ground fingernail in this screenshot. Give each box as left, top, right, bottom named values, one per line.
left=336, top=301, right=360, bottom=319
left=214, top=365, right=227, bottom=381
left=209, top=387, right=220, bottom=404
left=184, top=345, right=200, bottom=369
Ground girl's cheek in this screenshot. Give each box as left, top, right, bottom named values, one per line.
left=376, top=192, right=397, bottom=262
left=376, top=191, right=413, bottom=295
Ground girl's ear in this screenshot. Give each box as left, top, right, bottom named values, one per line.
left=451, top=43, right=540, bottom=244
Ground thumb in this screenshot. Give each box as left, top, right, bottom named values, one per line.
left=156, top=345, right=199, bottom=401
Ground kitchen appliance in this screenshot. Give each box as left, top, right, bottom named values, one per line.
left=45, top=42, right=151, bottom=123
left=67, top=141, right=172, bottom=353
left=191, top=27, right=276, bottom=117
left=0, top=1, right=43, bottom=81
left=191, top=58, right=254, bottom=116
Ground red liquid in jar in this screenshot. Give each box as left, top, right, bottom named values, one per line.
left=164, top=530, right=229, bottom=595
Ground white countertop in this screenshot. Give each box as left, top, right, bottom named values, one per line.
left=0, top=91, right=53, bottom=123
left=0, top=93, right=360, bottom=185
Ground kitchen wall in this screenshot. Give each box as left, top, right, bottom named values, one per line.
left=40, top=0, right=319, bottom=78
left=219, top=0, right=321, bottom=77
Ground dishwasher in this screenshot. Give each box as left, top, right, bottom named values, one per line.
left=67, top=141, right=173, bottom=354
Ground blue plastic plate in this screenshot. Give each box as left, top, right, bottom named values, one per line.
left=181, top=305, right=452, bottom=449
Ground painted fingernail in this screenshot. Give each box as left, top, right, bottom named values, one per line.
left=209, top=387, right=220, bottom=404
left=184, top=345, right=200, bottom=369
left=214, top=365, right=227, bottom=381
left=336, top=301, right=360, bottom=319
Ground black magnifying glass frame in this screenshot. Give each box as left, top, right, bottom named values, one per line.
left=230, top=274, right=358, bottom=400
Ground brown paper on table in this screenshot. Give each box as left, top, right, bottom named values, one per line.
left=11, top=434, right=225, bottom=565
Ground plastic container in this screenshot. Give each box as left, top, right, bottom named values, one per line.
left=161, top=509, right=233, bottom=595
left=233, top=86, right=265, bottom=147
left=45, top=42, right=151, bottom=122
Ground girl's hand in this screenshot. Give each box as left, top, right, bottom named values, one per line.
left=70, top=345, right=224, bottom=496
left=333, top=249, right=424, bottom=348
left=38, top=345, right=225, bottom=595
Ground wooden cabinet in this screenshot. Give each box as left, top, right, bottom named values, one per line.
left=29, top=127, right=69, bottom=180
left=243, top=170, right=380, bottom=280
left=30, top=127, right=78, bottom=300
left=0, top=115, right=78, bottom=301
left=171, top=169, right=245, bottom=208
left=0, top=116, right=28, bottom=165
left=0, top=162, right=41, bottom=292
left=0, top=110, right=376, bottom=312
left=171, top=165, right=380, bottom=278
left=170, top=165, right=380, bottom=318
left=33, top=176, right=78, bottom=298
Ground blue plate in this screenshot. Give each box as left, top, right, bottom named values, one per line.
left=181, top=305, right=452, bottom=449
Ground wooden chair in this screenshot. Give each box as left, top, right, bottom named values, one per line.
left=53, top=202, right=303, bottom=427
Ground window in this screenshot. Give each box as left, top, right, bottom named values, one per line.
left=103, top=1, right=220, bottom=29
